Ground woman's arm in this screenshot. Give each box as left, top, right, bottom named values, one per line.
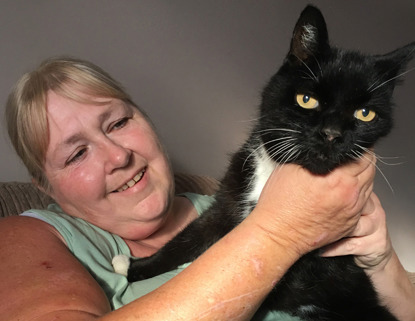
left=0, top=156, right=375, bottom=321
left=0, top=216, right=111, bottom=321
left=321, top=193, right=415, bottom=321
left=369, top=251, right=415, bottom=321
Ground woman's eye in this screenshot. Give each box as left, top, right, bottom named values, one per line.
left=296, top=94, right=319, bottom=109
left=67, top=148, right=87, bottom=165
left=112, top=117, right=129, bottom=130
left=354, top=108, right=376, bottom=122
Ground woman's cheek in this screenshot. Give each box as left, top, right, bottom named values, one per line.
left=60, top=165, right=105, bottom=201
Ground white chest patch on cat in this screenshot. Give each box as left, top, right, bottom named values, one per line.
left=242, top=146, right=276, bottom=218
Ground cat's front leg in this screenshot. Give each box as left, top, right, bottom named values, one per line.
left=112, top=254, right=165, bottom=281
left=125, top=227, right=216, bottom=282
left=112, top=250, right=183, bottom=282
left=126, top=250, right=186, bottom=282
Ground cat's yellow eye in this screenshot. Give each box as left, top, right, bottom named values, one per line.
left=296, top=94, right=319, bottom=109
left=354, top=108, right=376, bottom=122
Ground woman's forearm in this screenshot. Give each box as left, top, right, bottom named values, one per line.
left=368, top=251, right=415, bottom=321
left=101, top=210, right=300, bottom=321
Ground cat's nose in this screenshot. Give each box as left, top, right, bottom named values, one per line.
left=321, top=128, right=341, bottom=142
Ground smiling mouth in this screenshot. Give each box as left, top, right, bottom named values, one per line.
left=115, top=168, right=146, bottom=193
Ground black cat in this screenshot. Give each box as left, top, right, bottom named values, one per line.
left=124, top=6, right=414, bottom=321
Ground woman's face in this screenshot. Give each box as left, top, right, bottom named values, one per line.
left=43, top=90, right=174, bottom=240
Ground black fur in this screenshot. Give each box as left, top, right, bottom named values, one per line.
left=127, top=6, right=414, bottom=320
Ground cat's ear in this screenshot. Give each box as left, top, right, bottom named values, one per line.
left=373, top=42, right=415, bottom=89
left=288, top=5, right=329, bottom=62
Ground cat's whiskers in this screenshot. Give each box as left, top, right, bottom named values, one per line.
left=368, top=44, right=415, bottom=91
left=244, top=137, right=295, bottom=170
left=300, top=72, right=316, bottom=81
left=262, top=134, right=302, bottom=165
left=355, top=143, right=404, bottom=166
left=243, top=128, right=301, bottom=170
left=242, top=136, right=295, bottom=171
left=275, top=145, right=301, bottom=182
left=293, top=54, right=318, bottom=81
left=310, top=51, right=323, bottom=76
left=273, top=145, right=302, bottom=165
left=243, top=140, right=301, bottom=211
left=259, top=132, right=299, bottom=156
left=238, top=114, right=268, bottom=123
left=268, top=140, right=299, bottom=162
left=352, top=146, right=394, bottom=194
left=369, top=66, right=415, bottom=93
left=254, top=128, right=301, bottom=135
left=316, top=59, right=323, bottom=77
left=243, top=136, right=300, bottom=196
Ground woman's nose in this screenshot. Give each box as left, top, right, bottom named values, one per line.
left=101, top=138, right=131, bottom=173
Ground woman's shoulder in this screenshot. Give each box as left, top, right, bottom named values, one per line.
left=0, top=215, right=72, bottom=265
left=0, top=214, right=66, bottom=244
left=0, top=215, right=111, bottom=319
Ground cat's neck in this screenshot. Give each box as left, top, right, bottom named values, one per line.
left=242, top=145, right=276, bottom=217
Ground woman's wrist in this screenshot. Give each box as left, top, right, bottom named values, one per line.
left=368, top=251, right=415, bottom=321
left=247, top=206, right=313, bottom=260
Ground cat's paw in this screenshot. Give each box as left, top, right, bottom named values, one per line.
left=112, top=254, right=130, bottom=276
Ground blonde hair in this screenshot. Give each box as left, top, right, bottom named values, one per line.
left=5, top=56, right=139, bottom=192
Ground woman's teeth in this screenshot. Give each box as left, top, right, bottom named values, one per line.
left=117, top=170, right=145, bottom=192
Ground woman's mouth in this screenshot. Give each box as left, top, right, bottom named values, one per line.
left=115, top=169, right=146, bottom=192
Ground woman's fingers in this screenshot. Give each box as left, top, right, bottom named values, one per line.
left=350, top=195, right=376, bottom=237
left=320, top=193, right=393, bottom=271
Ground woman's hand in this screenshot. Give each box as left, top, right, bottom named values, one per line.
left=253, top=154, right=376, bottom=257
left=320, top=193, right=415, bottom=321
left=320, top=192, right=393, bottom=273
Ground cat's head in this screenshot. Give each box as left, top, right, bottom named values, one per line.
left=258, top=5, right=415, bottom=174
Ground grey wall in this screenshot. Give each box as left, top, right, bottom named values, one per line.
left=0, top=1, right=414, bottom=270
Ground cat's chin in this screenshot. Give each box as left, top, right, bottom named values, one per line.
left=300, top=165, right=332, bottom=175
left=299, top=158, right=351, bottom=175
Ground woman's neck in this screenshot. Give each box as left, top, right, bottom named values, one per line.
left=124, top=195, right=198, bottom=257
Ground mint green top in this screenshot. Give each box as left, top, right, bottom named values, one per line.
left=21, top=193, right=300, bottom=320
